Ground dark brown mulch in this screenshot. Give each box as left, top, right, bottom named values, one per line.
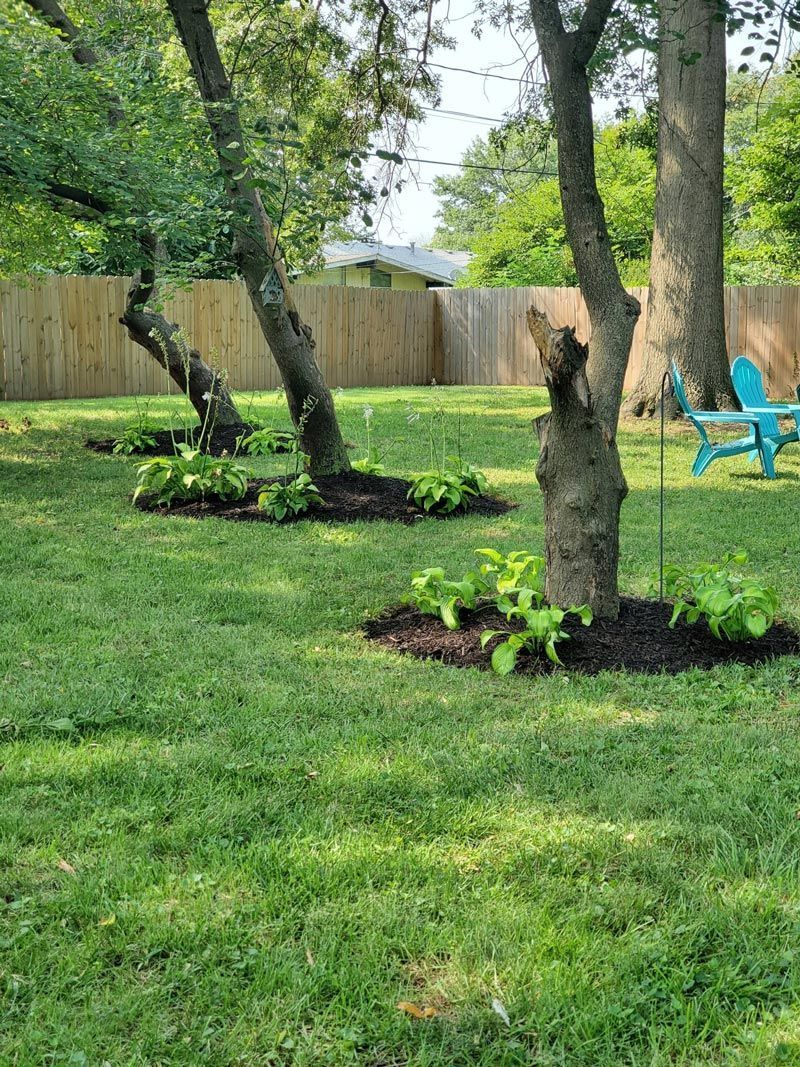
left=85, top=423, right=292, bottom=457
left=135, top=470, right=516, bottom=525
left=363, top=597, right=800, bottom=676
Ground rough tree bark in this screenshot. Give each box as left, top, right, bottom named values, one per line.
left=122, top=238, right=239, bottom=425
left=23, top=0, right=242, bottom=426
left=528, top=311, right=627, bottom=619
left=527, top=0, right=640, bottom=618
left=623, top=0, right=737, bottom=417
left=167, top=0, right=351, bottom=476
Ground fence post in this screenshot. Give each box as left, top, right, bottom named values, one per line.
left=432, top=289, right=444, bottom=385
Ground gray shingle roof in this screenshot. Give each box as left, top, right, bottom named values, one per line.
left=322, top=241, right=472, bottom=285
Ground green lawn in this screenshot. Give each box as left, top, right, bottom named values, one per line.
left=2, top=386, right=800, bottom=1066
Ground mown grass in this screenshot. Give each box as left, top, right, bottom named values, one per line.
left=2, top=386, right=800, bottom=1066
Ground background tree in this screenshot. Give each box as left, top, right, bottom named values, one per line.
left=623, top=0, right=737, bottom=418
left=460, top=118, right=655, bottom=287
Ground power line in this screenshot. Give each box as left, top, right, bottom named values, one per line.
left=391, top=151, right=557, bottom=176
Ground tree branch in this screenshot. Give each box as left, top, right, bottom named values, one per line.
left=572, top=0, right=616, bottom=66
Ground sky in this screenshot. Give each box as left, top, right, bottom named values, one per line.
left=374, top=1, right=781, bottom=246
left=375, top=0, right=538, bottom=245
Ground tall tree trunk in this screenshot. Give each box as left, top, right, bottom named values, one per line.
left=529, top=311, right=627, bottom=618
left=23, top=0, right=242, bottom=427
left=623, top=0, right=736, bottom=417
left=167, top=0, right=350, bottom=476
left=527, top=0, right=639, bottom=618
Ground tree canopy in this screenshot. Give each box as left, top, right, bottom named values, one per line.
left=0, top=0, right=437, bottom=280
left=432, top=60, right=800, bottom=289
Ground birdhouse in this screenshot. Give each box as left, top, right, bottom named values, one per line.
left=260, top=265, right=284, bottom=305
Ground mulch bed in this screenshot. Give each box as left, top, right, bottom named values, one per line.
left=363, top=596, right=800, bottom=676
left=134, top=470, right=516, bottom=525
left=86, top=422, right=292, bottom=457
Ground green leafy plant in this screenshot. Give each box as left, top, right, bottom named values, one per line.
left=352, top=454, right=386, bottom=475
left=407, top=469, right=479, bottom=513
left=257, top=473, right=322, bottom=521
left=481, top=587, right=592, bottom=673
left=113, top=424, right=158, bottom=455
left=238, top=427, right=297, bottom=455
left=113, top=398, right=157, bottom=454
left=656, top=551, right=778, bottom=640
left=402, top=567, right=489, bottom=630
left=446, top=456, right=488, bottom=496
left=475, top=549, right=545, bottom=595
left=405, top=398, right=488, bottom=512
left=133, top=443, right=251, bottom=506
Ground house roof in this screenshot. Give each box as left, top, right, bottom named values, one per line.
left=321, top=241, right=472, bottom=285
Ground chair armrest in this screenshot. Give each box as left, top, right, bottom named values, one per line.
left=690, top=411, right=763, bottom=426
left=739, top=403, right=800, bottom=415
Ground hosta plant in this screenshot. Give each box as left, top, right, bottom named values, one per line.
left=133, top=444, right=251, bottom=506
left=481, top=587, right=593, bottom=673
left=257, top=473, right=323, bottom=521
left=113, top=424, right=158, bottom=455
left=352, top=451, right=385, bottom=475
left=658, top=551, right=778, bottom=640
left=407, top=469, right=478, bottom=514
left=402, top=566, right=489, bottom=630
left=238, top=428, right=296, bottom=455
left=446, top=456, right=488, bottom=496
left=475, top=549, right=545, bottom=595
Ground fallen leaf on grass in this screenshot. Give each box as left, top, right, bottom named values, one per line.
left=397, top=1001, right=437, bottom=1019
left=305, top=948, right=315, bottom=967
left=305, top=770, right=319, bottom=780
left=491, top=997, right=510, bottom=1026
left=98, top=914, right=116, bottom=927
left=57, top=859, right=76, bottom=875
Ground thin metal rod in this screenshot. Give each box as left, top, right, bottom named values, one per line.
left=659, top=370, right=672, bottom=604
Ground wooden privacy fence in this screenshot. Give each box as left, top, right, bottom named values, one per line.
left=2, top=276, right=799, bottom=400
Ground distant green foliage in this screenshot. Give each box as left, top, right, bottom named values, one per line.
left=658, top=551, right=779, bottom=641
left=726, top=63, right=800, bottom=283
left=460, top=122, right=655, bottom=289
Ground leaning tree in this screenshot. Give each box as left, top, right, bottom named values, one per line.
left=1, top=0, right=438, bottom=472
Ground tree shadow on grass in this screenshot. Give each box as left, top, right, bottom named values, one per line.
left=5, top=676, right=800, bottom=1063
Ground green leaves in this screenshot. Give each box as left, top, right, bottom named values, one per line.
left=403, top=548, right=593, bottom=672
left=656, top=551, right=778, bottom=642
left=133, top=443, right=252, bottom=506
left=407, top=461, right=489, bottom=515
left=402, top=567, right=489, bottom=631
left=257, top=474, right=322, bottom=521
left=238, top=428, right=297, bottom=456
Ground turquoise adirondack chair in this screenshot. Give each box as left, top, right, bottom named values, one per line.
left=731, top=355, right=800, bottom=466
left=671, top=362, right=776, bottom=478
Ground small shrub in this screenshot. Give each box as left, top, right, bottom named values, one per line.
left=133, top=444, right=251, bottom=506
left=481, top=588, right=592, bottom=673
left=446, top=456, right=488, bottom=496
left=657, top=551, right=778, bottom=640
left=352, top=455, right=386, bottom=475
left=113, top=424, right=158, bottom=455
left=408, top=469, right=479, bottom=513
left=475, top=549, right=545, bottom=595
left=238, top=428, right=297, bottom=455
left=402, top=566, right=488, bottom=630
left=257, top=473, right=322, bottom=521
